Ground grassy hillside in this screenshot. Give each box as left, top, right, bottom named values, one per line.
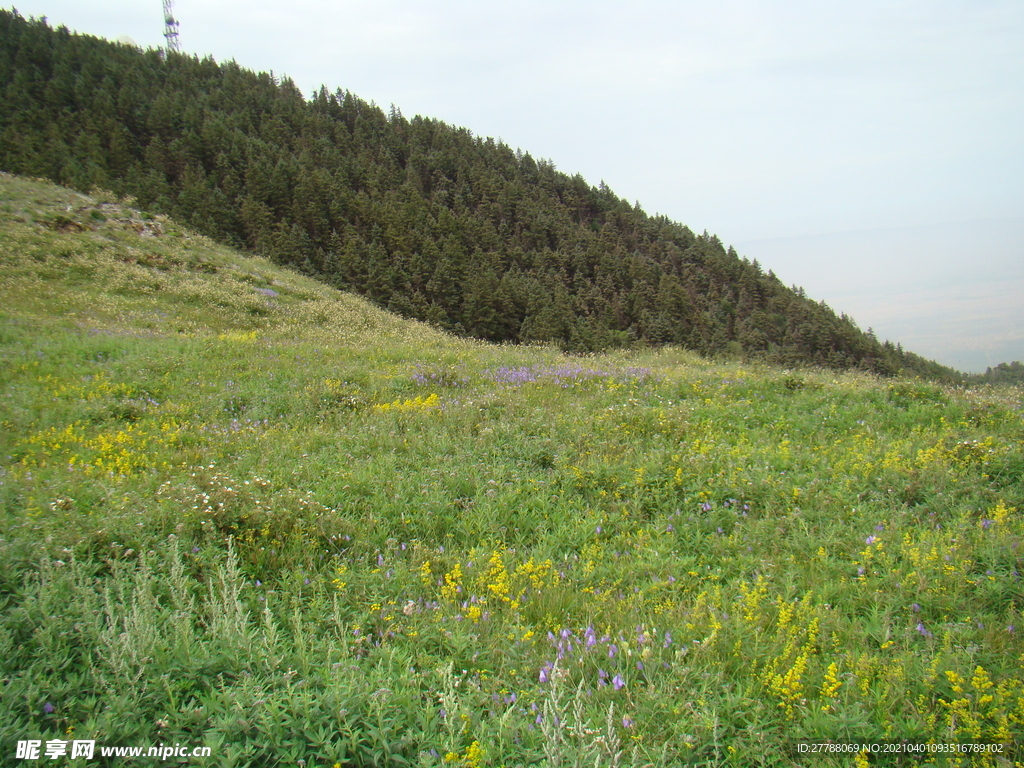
left=1, top=173, right=1022, bottom=766
left=0, top=10, right=962, bottom=378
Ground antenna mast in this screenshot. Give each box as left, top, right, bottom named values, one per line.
left=162, top=0, right=180, bottom=54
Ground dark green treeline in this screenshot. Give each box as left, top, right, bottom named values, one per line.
left=0, top=10, right=957, bottom=378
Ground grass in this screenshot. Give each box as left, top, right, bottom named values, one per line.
left=1, top=171, right=1022, bottom=766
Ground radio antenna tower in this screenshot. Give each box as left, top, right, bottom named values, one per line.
left=162, top=0, right=181, bottom=54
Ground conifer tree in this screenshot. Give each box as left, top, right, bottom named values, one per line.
left=0, top=9, right=965, bottom=380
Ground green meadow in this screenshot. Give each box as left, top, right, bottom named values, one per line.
left=1, top=172, right=1022, bottom=766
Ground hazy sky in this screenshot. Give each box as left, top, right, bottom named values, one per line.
left=8, top=1, right=1024, bottom=372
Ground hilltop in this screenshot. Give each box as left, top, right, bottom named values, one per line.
left=1, top=172, right=1022, bottom=765
left=0, top=9, right=961, bottom=379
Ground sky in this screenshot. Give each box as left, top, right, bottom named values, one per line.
left=9, top=0, right=1024, bottom=372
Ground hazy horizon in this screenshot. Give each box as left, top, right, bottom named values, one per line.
left=735, top=218, right=1024, bottom=373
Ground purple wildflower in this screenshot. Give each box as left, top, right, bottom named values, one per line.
left=488, top=366, right=539, bottom=385
left=916, top=622, right=932, bottom=638
left=612, top=674, right=625, bottom=691
left=622, top=716, right=634, bottom=728
left=43, top=702, right=54, bottom=715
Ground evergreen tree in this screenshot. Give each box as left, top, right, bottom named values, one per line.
left=0, top=9, right=965, bottom=380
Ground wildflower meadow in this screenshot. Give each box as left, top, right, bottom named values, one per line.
left=1, top=174, right=1022, bottom=766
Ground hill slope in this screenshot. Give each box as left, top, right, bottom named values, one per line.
left=1, top=173, right=1022, bottom=764
left=0, top=9, right=959, bottom=378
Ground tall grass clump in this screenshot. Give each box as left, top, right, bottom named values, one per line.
left=1, top=174, right=1022, bottom=766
